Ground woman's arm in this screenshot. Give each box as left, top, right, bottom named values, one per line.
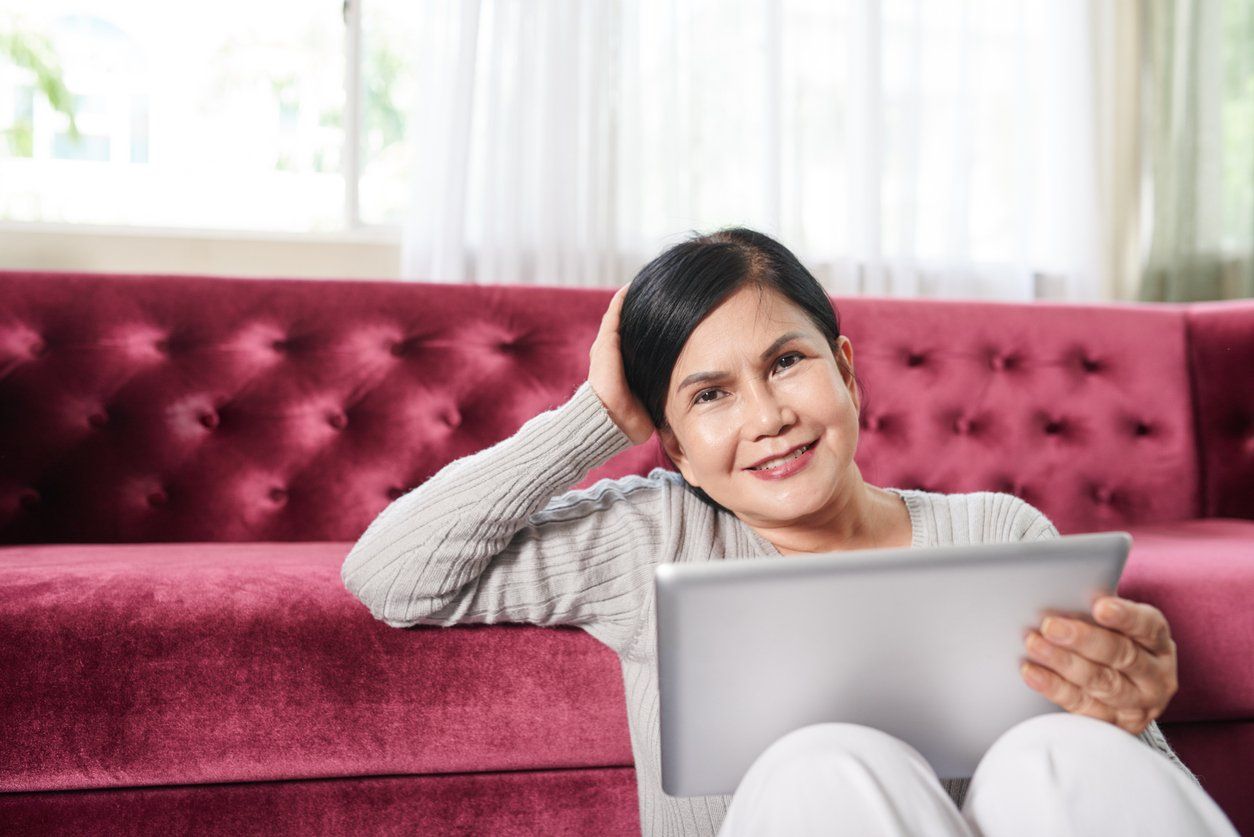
left=340, top=380, right=666, bottom=655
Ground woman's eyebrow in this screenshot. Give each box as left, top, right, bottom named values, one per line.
left=674, top=331, right=809, bottom=395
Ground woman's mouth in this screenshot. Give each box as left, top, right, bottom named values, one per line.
left=745, top=440, right=817, bottom=480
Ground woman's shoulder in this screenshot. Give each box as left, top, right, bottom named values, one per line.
left=889, top=487, right=1059, bottom=544
left=528, top=466, right=685, bottom=524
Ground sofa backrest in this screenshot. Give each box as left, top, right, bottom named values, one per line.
left=0, top=270, right=1242, bottom=545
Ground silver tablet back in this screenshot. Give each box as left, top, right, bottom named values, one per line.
left=655, top=532, right=1130, bottom=797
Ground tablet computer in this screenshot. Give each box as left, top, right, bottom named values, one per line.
left=655, top=531, right=1131, bottom=797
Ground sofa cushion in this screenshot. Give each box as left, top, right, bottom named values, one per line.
left=0, top=542, right=633, bottom=793
left=3, top=520, right=1249, bottom=793
left=1122, top=519, right=1254, bottom=722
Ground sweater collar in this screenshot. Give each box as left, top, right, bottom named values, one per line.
left=738, top=487, right=926, bottom=556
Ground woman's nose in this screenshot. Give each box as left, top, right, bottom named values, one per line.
left=744, top=385, right=795, bottom=435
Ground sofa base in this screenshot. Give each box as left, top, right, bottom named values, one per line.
left=1161, top=719, right=1254, bottom=837
left=0, top=766, right=641, bottom=837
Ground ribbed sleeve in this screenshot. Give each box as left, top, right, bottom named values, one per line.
left=339, top=380, right=665, bottom=653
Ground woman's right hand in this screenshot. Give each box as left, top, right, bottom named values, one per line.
left=588, top=283, right=657, bottom=445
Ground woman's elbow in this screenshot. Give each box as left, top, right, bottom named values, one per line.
left=340, top=544, right=457, bottom=627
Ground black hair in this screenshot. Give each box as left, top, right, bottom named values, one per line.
left=619, top=226, right=866, bottom=514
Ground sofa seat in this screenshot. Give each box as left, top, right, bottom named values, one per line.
left=3, top=522, right=1250, bottom=798
left=0, top=543, right=634, bottom=794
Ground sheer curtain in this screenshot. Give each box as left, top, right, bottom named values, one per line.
left=1138, top=0, right=1254, bottom=302
left=401, top=0, right=1105, bottom=300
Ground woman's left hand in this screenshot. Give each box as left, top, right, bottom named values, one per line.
left=1020, top=594, right=1178, bottom=735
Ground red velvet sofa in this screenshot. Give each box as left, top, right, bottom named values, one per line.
left=1, top=270, right=1251, bottom=836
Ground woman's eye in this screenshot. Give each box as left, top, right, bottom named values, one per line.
left=694, top=388, right=721, bottom=405
left=776, top=352, right=803, bottom=370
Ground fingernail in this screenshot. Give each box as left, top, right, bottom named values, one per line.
left=1043, top=617, right=1072, bottom=642
left=1101, top=600, right=1123, bottom=620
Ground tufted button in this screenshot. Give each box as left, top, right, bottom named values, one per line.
left=905, top=352, right=926, bottom=368
left=154, top=337, right=171, bottom=354
left=18, top=490, right=39, bottom=511
left=1134, top=421, right=1152, bottom=437
left=29, top=340, right=48, bottom=358
left=861, top=414, right=883, bottom=432
left=953, top=416, right=974, bottom=435
left=147, top=490, right=168, bottom=507
left=386, top=486, right=405, bottom=501
left=1093, top=486, right=1114, bottom=505
left=88, top=410, right=109, bottom=429
left=989, top=354, right=1017, bottom=372
left=328, top=412, right=348, bottom=430
left=271, top=338, right=289, bottom=352
left=1043, top=419, right=1065, bottom=436
left=389, top=339, right=411, bottom=357
left=199, top=411, right=219, bottom=429
left=1080, top=356, right=1103, bottom=373
left=443, top=407, right=461, bottom=428
left=269, top=487, right=288, bottom=503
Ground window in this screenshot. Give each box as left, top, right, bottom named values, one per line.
left=0, top=1, right=362, bottom=232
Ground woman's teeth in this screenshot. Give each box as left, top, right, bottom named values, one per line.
left=750, top=442, right=813, bottom=471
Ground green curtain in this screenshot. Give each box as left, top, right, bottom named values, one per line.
left=1140, top=0, right=1254, bottom=302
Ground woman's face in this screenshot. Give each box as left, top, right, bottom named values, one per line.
left=658, top=284, right=861, bottom=530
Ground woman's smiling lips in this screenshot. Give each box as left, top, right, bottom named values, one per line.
left=744, top=439, right=818, bottom=480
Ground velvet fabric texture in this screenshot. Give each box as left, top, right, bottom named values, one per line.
left=1, top=543, right=632, bottom=793
left=1186, top=301, right=1254, bottom=520
left=1, top=271, right=1251, bottom=835
left=0, top=768, right=640, bottom=836
left=3, top=272, right=1238, bottom=542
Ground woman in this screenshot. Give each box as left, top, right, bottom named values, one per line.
left=341, top=228, right=1237, bottom=836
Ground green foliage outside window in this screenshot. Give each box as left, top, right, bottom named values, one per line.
left=0, top=27, right=79, bottom=157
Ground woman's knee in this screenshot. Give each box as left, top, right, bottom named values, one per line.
left=971, top=711, right=1152, bottom=794
left=764, top=723, right=917, bottom=760
left=723, top=724, right=967, bottom=837
left=982, top=711, right=1133, bottom=767
left=965, top=713, right=1241, bottom=836
left=748, top=722, right=932, bottom=779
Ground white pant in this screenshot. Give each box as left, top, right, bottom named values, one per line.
left=717, top=714, right=1239, bottom=836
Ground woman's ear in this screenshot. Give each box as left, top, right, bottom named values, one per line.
left=835, top=335, right=855, bottom=376
left=834, top=336, right=860, bottom=410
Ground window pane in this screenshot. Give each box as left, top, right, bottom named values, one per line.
left=358, top=0, right=421, bottom=226
left=0, top=1, right=346, bottom=232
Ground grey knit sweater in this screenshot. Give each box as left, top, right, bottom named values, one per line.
left=341, top=380, right=1200, bottom=837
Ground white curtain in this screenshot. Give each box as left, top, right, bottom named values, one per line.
left=401, top=0, right=1107, bottom=301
